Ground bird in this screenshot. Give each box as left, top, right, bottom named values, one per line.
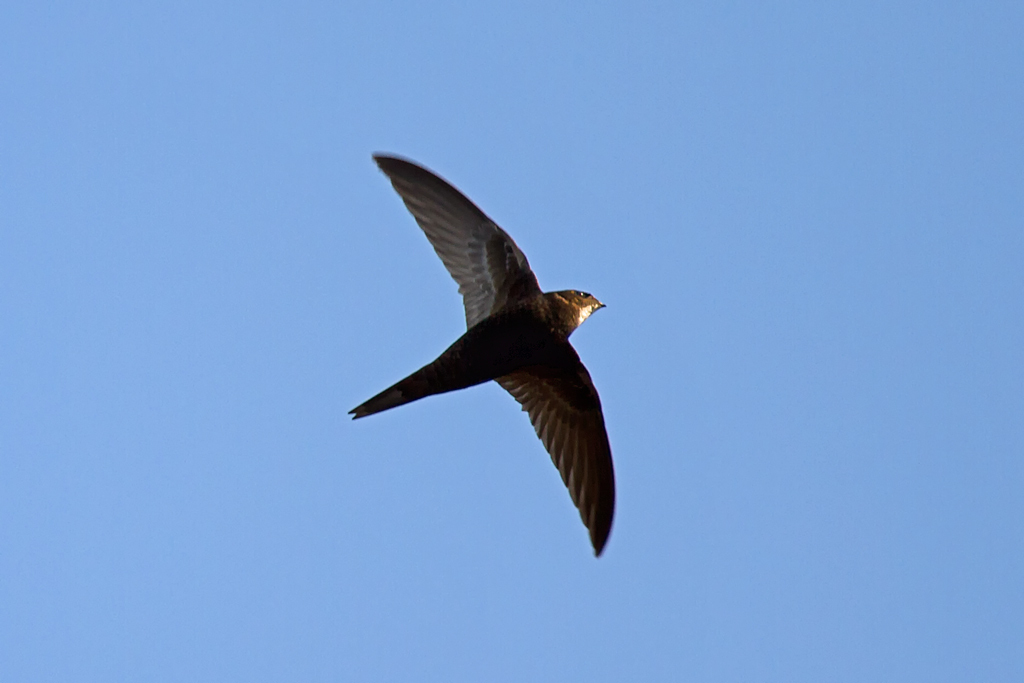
left=351, top=154, right=616, bottom=556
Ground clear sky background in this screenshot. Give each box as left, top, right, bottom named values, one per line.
left=2, top=2, right=1022, bottom=681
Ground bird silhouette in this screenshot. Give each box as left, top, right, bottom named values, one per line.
left=352, top=155, right=616, bottom=556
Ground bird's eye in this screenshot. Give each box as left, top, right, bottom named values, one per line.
left=580, top=291, right=590, bottom=298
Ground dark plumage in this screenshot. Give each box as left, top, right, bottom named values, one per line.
left=351, top=155, right=616, bottom=556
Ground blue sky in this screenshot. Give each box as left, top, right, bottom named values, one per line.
left=2, top=2, right=1022, bottom=681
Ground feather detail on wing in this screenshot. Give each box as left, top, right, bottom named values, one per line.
left=374, top=155, right=542, bottom=328
left=497, top=362, right=616, bottom=555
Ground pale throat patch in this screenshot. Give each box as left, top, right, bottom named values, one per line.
left=577, top=304, right=598, bottom=327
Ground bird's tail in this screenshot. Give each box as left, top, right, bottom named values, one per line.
left=349, top=373, right=428, bottom=418
left=349, top=349, right=484, bottom=419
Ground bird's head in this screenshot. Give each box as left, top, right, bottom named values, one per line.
left=555, top=289, right=606, bottom=334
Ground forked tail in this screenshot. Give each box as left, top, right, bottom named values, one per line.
left=349, top=372, right=430, bottom=418
left=350, top=348, right=484, bottom=419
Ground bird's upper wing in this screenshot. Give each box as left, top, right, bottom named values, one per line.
left=497, top=358, right=616, bottom=556
left=374, top=154, right=542, bottom=329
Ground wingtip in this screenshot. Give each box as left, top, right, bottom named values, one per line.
left=590, top=512, right=613, bottom=557
left=372, top=152, right=409, bottom=170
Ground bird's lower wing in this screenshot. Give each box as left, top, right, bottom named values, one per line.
left=497, top=364, right=616, bottom=555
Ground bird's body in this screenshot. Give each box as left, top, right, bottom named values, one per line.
left=352, top=155, right=616, bottom=555
left=351, top=292, right=598, bottom=418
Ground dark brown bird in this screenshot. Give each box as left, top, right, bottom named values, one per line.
left=351, top=154, right=616, bottom=556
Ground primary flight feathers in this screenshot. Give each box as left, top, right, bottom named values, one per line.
left=352, top=154, right=616, bottom=556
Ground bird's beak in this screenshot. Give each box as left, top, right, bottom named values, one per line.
left=596, top=300, right=606, bottom=310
